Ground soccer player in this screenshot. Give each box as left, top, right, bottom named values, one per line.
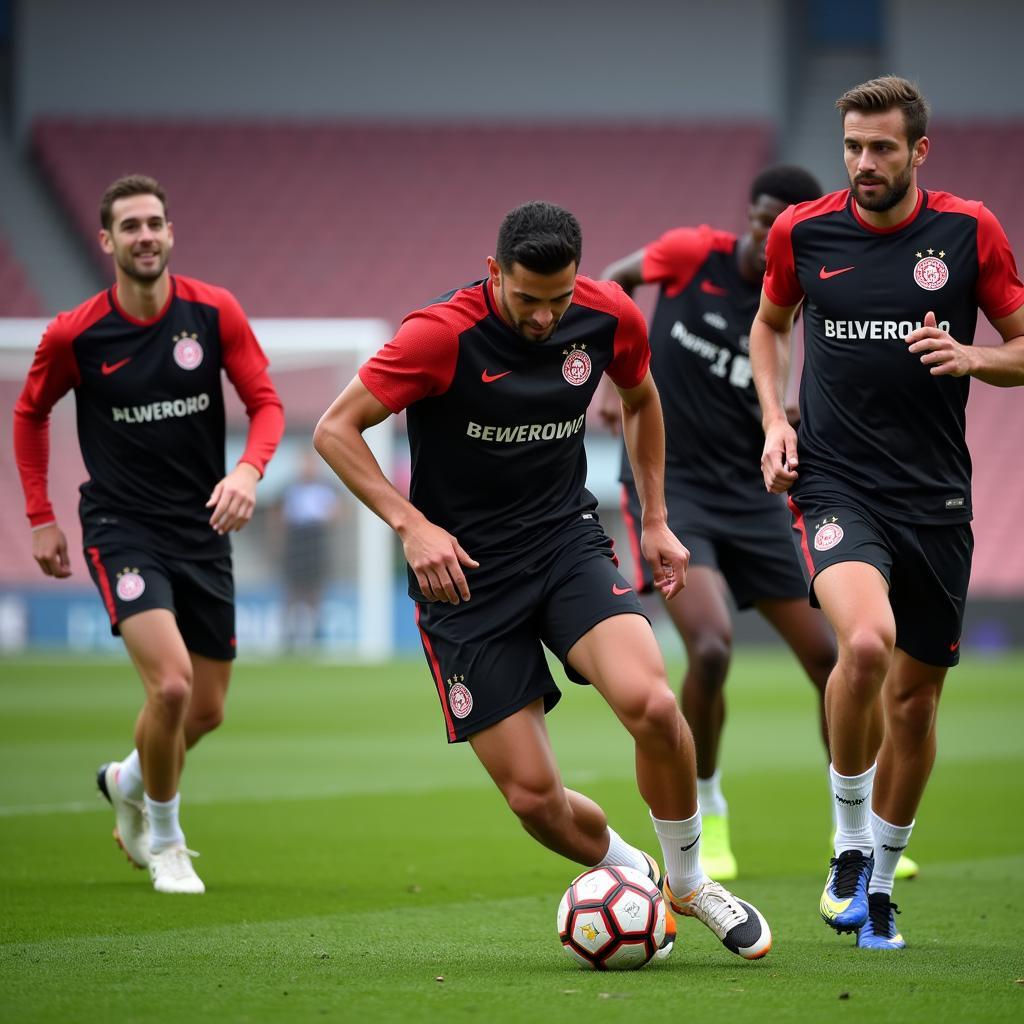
left=598, top=165, right=849, bottom=881
left=314, top=201, right=771, bottom=961
left=751, top=77, right=1024, bottom=949
left=13, top=175, right=284, bottom=894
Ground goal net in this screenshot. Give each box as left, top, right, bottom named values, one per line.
left=0, top=317, right=397, bottom=661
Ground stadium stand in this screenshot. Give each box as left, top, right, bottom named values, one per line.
left=0, top=233, right=44, bottom=316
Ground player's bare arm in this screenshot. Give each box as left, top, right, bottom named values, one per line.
left=750, top=292, right=801, bottom=493
left=314, top=376, right=478, bottom=604
left=600, top=249, right=646, bottom=297
left=906, top=306, right=1024, bottom=385
left=31, top=522, right=72, bottom=578
left=617, top=370, right=689, bottom=599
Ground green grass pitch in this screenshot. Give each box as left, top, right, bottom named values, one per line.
left=1, top=650, right=1022, bottom=1023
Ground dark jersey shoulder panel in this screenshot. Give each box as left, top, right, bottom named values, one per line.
left=359, top=276, right=650, bottom=591
left=763, top=188, right=1024, bottom=524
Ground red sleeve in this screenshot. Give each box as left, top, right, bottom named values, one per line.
left=762, top=206, right=804, bottom=307
left=12, top=317, right=81, bottom=527
left=358, top=310, right=459, bottom=413
left=605, top=289, right=651, bottom=390
left=218, top=291, right=284, bottom=476
left=976, top=205, right=1024, bottom=321
left=641, top=226, right=714, bottom=293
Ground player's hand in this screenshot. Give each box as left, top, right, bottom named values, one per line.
left=206, top=462, right=261, bottom=534
left=761, top=418, right=799, bottom=493
left=32, top=523, right=72, bottom=578
left=400, top=517, right=480, bottom=604
left=905, top=311, right=973, bottom=377
left=641, top=521, right=689, bottom=601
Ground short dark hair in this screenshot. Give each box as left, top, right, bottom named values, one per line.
left=496, top=201, right=582, bottom=274
left=836, top=76, right=930, bottom=147
left=99, top=174, right=168, bottom=230
left=750, top=164, right=822, bottom=207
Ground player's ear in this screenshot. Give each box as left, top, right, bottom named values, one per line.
left=912, top=135, right=929, bottom=168
left=166, top=221, right=175, bottom=251
left=486, top=256, right=501, bottom=288
left=98, top=229, right=114, bottom=255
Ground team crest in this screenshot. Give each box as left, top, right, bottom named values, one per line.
left=447, top=674, right=473, bottom=719
left=813, top=517, right=844, bottom=552
left=172, top=331, right=204, bottom=370
left=561, top=343, right=592, bottom=386
left=913, top=250, right=948, bottom=291
left=115, top=568, right=146, bottom=602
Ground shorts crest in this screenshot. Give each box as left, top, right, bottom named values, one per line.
left=814, top=518, right=844, bottom=552
left=115, top=567, right=146, bottom=601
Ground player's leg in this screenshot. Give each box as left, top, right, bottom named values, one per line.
left=185, top=653, right=232, bottom=748
left=811, top=560, right=895, bottom=932
left=567, top=612, right=770, bottom=959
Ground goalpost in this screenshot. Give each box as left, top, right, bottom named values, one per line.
left=0, top=317, right=397, bottom=662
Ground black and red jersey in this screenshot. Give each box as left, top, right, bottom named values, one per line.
left=359, top=275, right=650, bottom=591
left=764, top=188, right=1024, bottom=523
left=620, top=225, right=772, bottom=507
left=14, top=275, right=284, bottom=556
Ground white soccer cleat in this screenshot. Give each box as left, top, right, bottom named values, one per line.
left=148, top=845, right=206, bottom=894
left=664, top=876, right=771, bottom=959
left=96, top=761, right=150, bottom=869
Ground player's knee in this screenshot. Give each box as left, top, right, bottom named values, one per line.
left=504, top=781, right=565, bottom=831
left=149, top=667, right=193, bottom=720
left=627, top=686, right=683, bottom=750
left=187, top=703, right=224, bottom=743
left=689, top=634, right=731, bottom=690
left=839, top=629, right=894, bottom=693
left=887, top=685, right=939, bottom=743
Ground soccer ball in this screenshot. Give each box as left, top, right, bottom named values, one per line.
left=557, top=865, right=667, bottom=970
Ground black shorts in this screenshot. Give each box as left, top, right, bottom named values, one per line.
left=415, top=518, right=647, bottom=743
left=620, top=480, right=807, bottom=609
left=787, top=493, right=972, bottom=668
left=84, top=543, right=236, bottom=660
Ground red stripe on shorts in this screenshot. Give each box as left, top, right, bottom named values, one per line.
left=415, top=603, right=456, bottom=742
left=86, top=546, right=118, bottom=625
left=619, top=484, right=645, bottom=592
left=787, top=496, right=815, bottom=576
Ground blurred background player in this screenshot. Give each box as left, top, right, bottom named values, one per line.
left=13, top=175, right=284, bottom=893
left=752, top=76, right=1024, bottom=949
left=597, top=166, right=899, bottom=880
left=314, top=200, right=772, bottom=961
left=275, top=451, right=344, bottom=650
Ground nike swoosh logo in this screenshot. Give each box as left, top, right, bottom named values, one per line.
left=700, top=280, right=728, bottom=296
left=820, top=894, right=853, bottom=917
left=481, top=369, right=511, bottom=383
left=611, top=584, right=633, bottom=596
left=680, top=833, right=700, bottom=852
left=949, top=639, right=961, bottom=652
left=101, top=358, right=132, bottom=376
left=819, top=265, right=855, bottom=280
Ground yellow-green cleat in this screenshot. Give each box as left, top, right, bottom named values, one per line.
left=700, top=814, right=738, bottom=881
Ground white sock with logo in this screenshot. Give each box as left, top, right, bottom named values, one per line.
left=651, top=808, right=705, bottom=896
left=830, top=763, right=875, bottom=855
left=593, top=827, right=649, bottom=874
left=117, top=749, right=144, bottom=801
left=868, top=812, right=914, bottom=896
left=145, top=792, right=186, bottom=853
left=697, top=770, right=728, bottom=818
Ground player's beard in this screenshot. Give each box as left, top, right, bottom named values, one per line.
left=116, top=246, right=169, bottom=283
left=852, top=155, right=914, bottom=213
left=498, top=290, right=559, bottom=342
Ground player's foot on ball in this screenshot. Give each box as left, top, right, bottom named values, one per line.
left=894, top=853, right=919, bottom=880
left=96, top=761, right=149, bottom=869
left=149, top=844, right=205, bottom=894
left=700, top=814, right=738, bottom=881
left=641, top=851, right=677, bottom=960
left=856, top=892, right=905, bottom=950
left=820, top=849, right=872, bottom=933
left=663, top=876, right=771, bottom=959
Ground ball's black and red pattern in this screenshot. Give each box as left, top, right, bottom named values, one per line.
left=556, top=865, right=667, bottom=970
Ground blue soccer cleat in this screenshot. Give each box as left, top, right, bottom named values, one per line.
left=857, top=892, right=905, bottom=949
left=820, top=849, right=872, bottom=933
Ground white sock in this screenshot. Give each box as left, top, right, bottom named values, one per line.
left=868, top=812, right=914, bottom=896
left=145, top=792, right=185, bottom=853
left=651, top=808, right=705, bottom=896
left=831, top=763, right=875, bottom=855
left=697, top=770, right=728, bottom=818
left=117, top=749, right=144, bottom=801
left=593, top=827, right=649, bottom=874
